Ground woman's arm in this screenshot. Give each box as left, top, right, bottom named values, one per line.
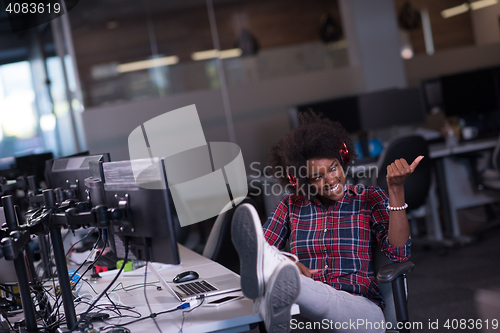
left=385, top=156, right=424, bottom=247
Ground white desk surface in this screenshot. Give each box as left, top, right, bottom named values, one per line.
left=429, top=137, right=498, bottom=159
left=76, top=244, right=298, bottom=333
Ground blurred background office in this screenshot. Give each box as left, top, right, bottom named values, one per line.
left=2, top=0, right=500, bottom=165
left=1, top=0, right=500, bottom=331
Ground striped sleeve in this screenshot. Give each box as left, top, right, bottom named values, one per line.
left=370, top=187, right=411, bottom=262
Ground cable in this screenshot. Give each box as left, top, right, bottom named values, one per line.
left=99, top=303, right=187, bottom=330
left=71, top=232, right=107, bottom=288
left=179, top=296, right=205, bottom=333
left=178, top=297, right=204, bottom=333
left=111, top=281, right=160, bottom=293
left=65, top=227, right=98, bottom=257
left=144, top=263, right=163, bottom=333
left=47, top=229, right=104, bottom=324
left=70, top=237, right=129, bottom=331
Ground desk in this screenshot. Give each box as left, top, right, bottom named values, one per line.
left=76, top=245, right=298, bottom=333
left=429, top=137, right=500, bottom=240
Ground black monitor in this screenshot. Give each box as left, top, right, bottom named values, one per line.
left=0, top=152, right=53, bottom=187
left=358, top=87, right=426, bottom=131
left=44, top=153, right=111, bottom=203
left=295, top=95, right=362, bottom=133
left=441, top=69, right=499, bottom=117
left=101, top=158, right=180, bottom=265
left=421, top=78, right=443, bottom=114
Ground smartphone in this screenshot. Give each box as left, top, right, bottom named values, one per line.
left=205, top=295, right=244, bottom=307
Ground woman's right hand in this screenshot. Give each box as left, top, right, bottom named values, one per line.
left=296, top=262, right=320, bottom=278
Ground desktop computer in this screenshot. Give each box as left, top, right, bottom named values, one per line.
left=44, top=153, right=111, bottom=203
left=101, top=158, right=180, bottom=265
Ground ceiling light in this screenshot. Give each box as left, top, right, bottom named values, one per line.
left=441, top=3, right=470, bottom=18
left=191, top=48, right=242, bottom=61
left=401, top=47, right=414, bottom=59
left=470, top=0, right=498, bottom=10
left=116, top=56, right=179, bottom=73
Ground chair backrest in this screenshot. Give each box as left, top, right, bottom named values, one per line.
left=202, top=196, right=259, bottom=273
left=373, top=134, right=432, bottom=211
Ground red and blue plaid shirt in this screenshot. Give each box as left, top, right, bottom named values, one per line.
left=262, top=184, right=411, bottom=309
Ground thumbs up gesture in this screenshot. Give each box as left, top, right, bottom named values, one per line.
left=386, top=156, right=424, bottom=188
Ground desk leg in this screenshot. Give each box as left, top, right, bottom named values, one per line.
left=425, top=175, right=443, bottom=241
left=435, top=158, right=453, bottom=238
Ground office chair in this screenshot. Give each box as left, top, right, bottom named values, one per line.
left=372, top=134, right=432, bottom=209
left=374, top=245, right=415, bottom=333
left=372, top=134, right=432, bottom=239
left=202, top=196, right=260, bottom=274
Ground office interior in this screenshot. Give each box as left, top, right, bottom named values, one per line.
left=1, top=0, right=500, bottom=332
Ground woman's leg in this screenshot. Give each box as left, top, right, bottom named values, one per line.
left=292, top=276, right=385, bottom=333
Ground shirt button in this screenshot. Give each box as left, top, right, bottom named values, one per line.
left=324, top=228, right=327, bottom=232
left=324, top=247, right=327, bottom=251
left=325, top=265, right=328, bottom=268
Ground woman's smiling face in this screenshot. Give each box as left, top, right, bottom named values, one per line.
left=306, top=157, right=345, bottom=202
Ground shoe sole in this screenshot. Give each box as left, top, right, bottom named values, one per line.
left=231, top=204, right=264, bottom=299
left=265, top=262, right=300, bottom=333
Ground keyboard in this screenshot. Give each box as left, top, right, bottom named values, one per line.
left=176, top=280, right=218, bottom=296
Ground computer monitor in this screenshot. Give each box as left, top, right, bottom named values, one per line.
left=421, top=78, right=443, bottom=114
left=358, top=87, right=426, bottom=131
left=295, top=95, right=362, bottom=133
left=101, top=158, right=180, bottom=265
left=44, top=153, right=111, bottom=203
left=441, top=69, right=499, bottom=117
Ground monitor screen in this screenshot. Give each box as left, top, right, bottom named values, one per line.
left=296, top=96, right=362, bottom=133
left=421, top=79, right=443, bottom=114
left=45, top=154, right=111, bottom=202
left=359, top=87, right=426, bottom=131
left=102, top=158, right=180, bottom=265
left=441, top=69, right=499, bottom=117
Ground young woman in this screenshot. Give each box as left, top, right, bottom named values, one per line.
left=232, top=112, right=422, bottom=333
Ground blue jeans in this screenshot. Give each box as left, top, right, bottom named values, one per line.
left=291, top=275, right=385, bottom=333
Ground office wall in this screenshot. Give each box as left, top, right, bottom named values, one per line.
left=82, top=65, right=363, bottom=170
left=404, top=41, right=500, bottom=85
left=471, top=2, right=500, bottom=46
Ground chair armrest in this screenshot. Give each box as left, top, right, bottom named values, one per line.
left=377, top=261, right=415, bottom=284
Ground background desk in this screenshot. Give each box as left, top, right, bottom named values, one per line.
left=77, top=245, right=276, bottom=333
left=429, top=137, right=500, bottom=240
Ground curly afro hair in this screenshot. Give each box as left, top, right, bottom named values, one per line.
left=268, top=111, right=358, bottom=197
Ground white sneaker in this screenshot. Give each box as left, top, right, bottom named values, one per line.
left=231, top=203, right=298, bottom=299
left=258, top=261, right=300, bottom=333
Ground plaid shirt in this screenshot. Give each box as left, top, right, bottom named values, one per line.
left=262, top=185, right=411, bottom=309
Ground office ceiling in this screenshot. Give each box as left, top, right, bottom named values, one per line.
left=68, top=0, right=246, bottom=29
left=0, top=0, right=244, bottom=65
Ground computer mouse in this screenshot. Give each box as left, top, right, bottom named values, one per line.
left=173, top=270, right=199, bottom=283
